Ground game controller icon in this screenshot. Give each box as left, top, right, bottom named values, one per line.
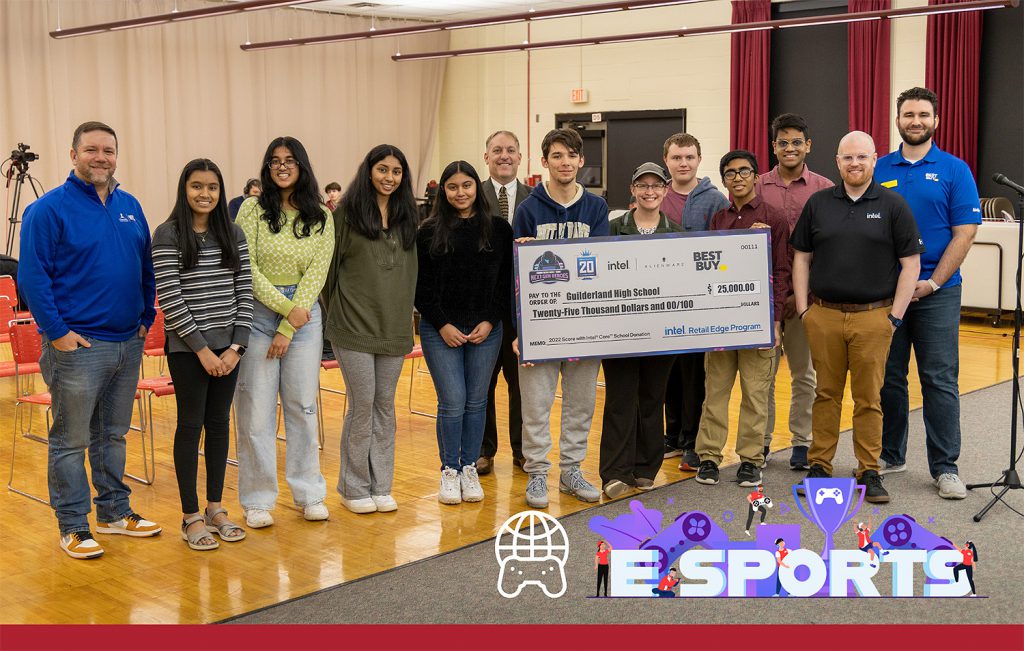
left=497, top=557, right=567, bottom=598
left=640, top=510, right=729, bottom=575
left=494, top=511, right=569, bottom=599
left=751, top=496, right=773, bottom=510
left=875, top=515, right=955, bottom=551
left=815, top=487, right=844, bottom=505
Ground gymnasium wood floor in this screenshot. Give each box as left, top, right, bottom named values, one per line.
left=0, top=317, right=1016, bottom=624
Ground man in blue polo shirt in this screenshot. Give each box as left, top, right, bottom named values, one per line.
left=875, top=87, right=981, bottom=500
left=19, top=121, right=161, bottom=559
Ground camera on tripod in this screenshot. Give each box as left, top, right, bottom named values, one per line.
left=10, top=143, right=38, bottom=170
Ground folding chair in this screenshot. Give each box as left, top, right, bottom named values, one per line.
left=316, top=358, right=346, bottom=448
left=0, top=275, right=30, bottom=319
left=6, top=320, right=52, bottom=504
left=405, top=344, right=436, bottom=418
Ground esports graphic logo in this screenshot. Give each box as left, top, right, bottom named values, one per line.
left=495, top=511, right=569, bottom=598
left=528, top=251, right=571, bottom=285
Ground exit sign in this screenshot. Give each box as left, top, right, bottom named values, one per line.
left=570, top=88, right=589, bottom=104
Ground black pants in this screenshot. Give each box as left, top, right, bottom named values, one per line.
left=167, top=350, right=239, bottom=514
left=600, top=355, right=675, bottom=485
left=746, top=505, right=767, bottom=530
left=664, top=352, right=706, bottom=450
left=482, top=320, right=522, bottom=459
left=953, top=563, right=976, bottom=594
left=596, top=564, right=609, bottom=596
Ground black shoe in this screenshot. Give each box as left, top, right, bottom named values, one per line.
left=795, top=465, right=831, bottom=495
left=860, top=469, right=890, bottom=503
left=695, top=460, right=719, bottom=485
left=789, top=445, right=809, bottom=470
left=663, top=444, right=683, bottom=459
left=512, top=455, right=527, bottom=472
left=736, top=462, right=762, bottom=487
left=678, top=449, right=700, bottom=471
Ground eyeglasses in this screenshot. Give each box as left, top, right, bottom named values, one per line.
left=774, top=138, right=806, bottom=149
left=838, top=154, right=873, bottom=164
left=268, top=159, right=297, bottom=170
left=723, top=168, right=754, bottom=181
left=632, top=183, right=667, bottom=191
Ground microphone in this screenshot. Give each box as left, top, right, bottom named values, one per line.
left=992, top=173, right=1024, bottom=195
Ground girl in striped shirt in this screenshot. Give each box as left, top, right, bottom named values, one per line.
left=153, top=158, right=253, bottom=550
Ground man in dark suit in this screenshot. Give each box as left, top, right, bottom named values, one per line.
left=478, top=130, right=532, bottom=475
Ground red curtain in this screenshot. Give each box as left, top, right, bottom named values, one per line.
left=730, top=0, right=771, bottom=171
left=925, top=0, right=983, bottom=174
left=848, top=0, right=891, bottom=153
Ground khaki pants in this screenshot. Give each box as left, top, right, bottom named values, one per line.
left=765, top=313, right=816, bottom=447
left=695, top=347, right=777, bottom=467
left=803, top=304, right=893, bottom=476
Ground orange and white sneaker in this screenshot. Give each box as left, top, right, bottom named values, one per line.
left=60, top=531, right=104, bottom=559
left=96, top=512, right=162, bottom=537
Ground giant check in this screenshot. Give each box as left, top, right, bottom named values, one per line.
left=514, top=230, right=776, bottom=363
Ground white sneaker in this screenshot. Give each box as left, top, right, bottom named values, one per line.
left=341, top=497, right=377, bottom=514
left=460, top=465, right=484, bottom=502
left=303, top=502, right=329, bottom=521
left=878, top=460, right=907, bottom=475
left=60, top=531, right=104, bottom=559
left=439, top=467, right=462, bottom=505
left=244, top=509, right=274, bottom=529
left=935, top=473, right=967, bottom=500
left=371, top=494, right=398, bottom=512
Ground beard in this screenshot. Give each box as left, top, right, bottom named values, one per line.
left=899, top=124, right=934, bottom=146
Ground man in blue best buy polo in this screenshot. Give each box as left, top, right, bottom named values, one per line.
left=19, top=121, right=161, bottom=560
left=875, top=87, right=981, bottom=500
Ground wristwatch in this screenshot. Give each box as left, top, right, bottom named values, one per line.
left=230, top=344, right=247, bottom=357
left=888, top=314, right=903, bottom=329
left=926, top=278, right=940, bottom=293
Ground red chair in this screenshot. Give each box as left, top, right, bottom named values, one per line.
left=405, top=344, right=436, bottom=418
left=6, top=320, right=52, bottom=504
left=133, top=308, right=173, bottom=483
left=140, top=309, right=167, bottom=378
left=0, top=307, right=41, bottom=395
left=0, top=275, right=30, bottom=320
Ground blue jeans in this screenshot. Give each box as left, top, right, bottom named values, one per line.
left=419, top=320, right=503, bottom=470
left=41, top=334, right=145, bottom=535
left=881, top=284, right=962, bottom=477
left=236, top=286, right=326, bottom=509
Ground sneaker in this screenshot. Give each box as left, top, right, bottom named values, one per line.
left=878, top=460, right=907, bottom=475
left=695, top=460, right=720, bottom=485
left=460, top=465, right=484, bottom=502
left=526, top=473, right=549, bottom=508
left=935, top=473, right=967, bottom=500
left=603, top=479, right=630, bottom=499
left=663, top=444, right=683, bottom=459
left=560, top=466, right=600, bottom=503
left=736, top=462, right=761, bottom=487
left=96, top=512, right=162, bottom=537
left=244, top=509, right=274, bottom=528
left=678, top=449, right=700, bottom=471
left=303, top=502, right=329, bottom=521
left=341, top=497, right=377, bottom=514
left=860, top=470, right=890, bottom=504
left=439, top=467, right=462, bottom=505
left=475, top=456, right=494, bottom=476
left=371, top=494, right=398, bottom=512
left=744, top=529, right=751, bottom=537
left=795, top=465, right=832, bottom=495
left=789, top=445, right=809, bottom=470
left=60, top=531, right=104, bottom=559
left=760, top=445, right=770, bottom=469
left=635, top=478, right=655, bottom=491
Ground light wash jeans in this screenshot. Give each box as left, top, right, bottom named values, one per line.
left=419, top=320, right=503, bottom=470
left=332, top=345, right=405, bottom=500
left=236, top=286, right=326, bottom=510
left=41, top=334, right=145, bottom=535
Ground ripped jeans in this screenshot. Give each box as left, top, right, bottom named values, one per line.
left=235, top=286, right=326, bottom=510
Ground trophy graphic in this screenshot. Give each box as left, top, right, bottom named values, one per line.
left=793, top=478, right=865, bottom=560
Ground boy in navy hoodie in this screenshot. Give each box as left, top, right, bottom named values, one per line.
left=511, top=128, right=609, bottom=508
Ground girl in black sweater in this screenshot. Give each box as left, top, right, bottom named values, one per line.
left=415, top=161, right=513, bottom=505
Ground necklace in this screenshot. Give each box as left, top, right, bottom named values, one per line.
left=195, top=230, right=208, bottom=245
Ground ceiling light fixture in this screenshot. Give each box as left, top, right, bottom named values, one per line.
left=391, top=0, right=1016, bottom=61
left=50, top=0, right=320, bottom=39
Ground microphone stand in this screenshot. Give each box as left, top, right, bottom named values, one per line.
left=967, top=184, right=1024, bottom=521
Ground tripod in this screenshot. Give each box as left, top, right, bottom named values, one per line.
left=967, top=181, right=1024, bottom=522
left=4, top=157, right=42, bottom=258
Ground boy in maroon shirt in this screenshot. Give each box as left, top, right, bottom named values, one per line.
left=694, top=150, right=791, bottom=489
